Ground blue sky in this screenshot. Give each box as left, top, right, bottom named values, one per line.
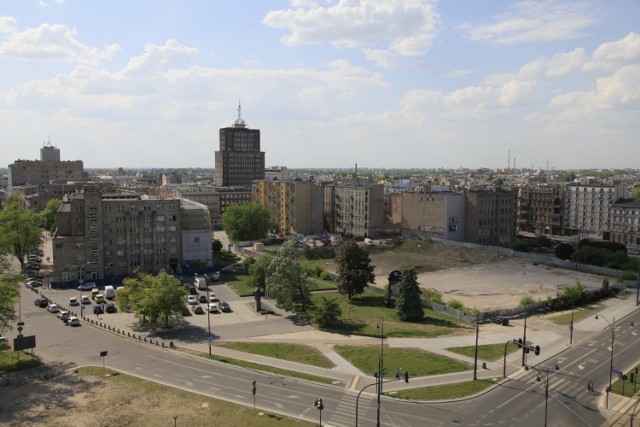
left=1, top=0, right=639, bottom=170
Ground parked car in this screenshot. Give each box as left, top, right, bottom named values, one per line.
left=198, top=294, right=208, bottom=304
left=208, top=303, right=220, bottom=313
left=69, top=297, right=79, bottom=306
left=78, top=282, right=96, bottom=291
left=67, top=316, right=80, bottom=326
left=93, top=305, right=104, bottom=315
left=220, top=301, right=231, bottom=312
left=191, top=305, right=204, bottom=315
left=47, top=304, right=60, bottom=313
left=95, top=294, right=105, bottom=303
left=81, top=295, right=91, bottom=305
left=187, top=295, right=198, bottom=305
left=57, top=310, right=70, bottom=321
left=211, top=271, right=221, bottom=281
left=105, top=302, right=117, bottom=313
left=188, top=286, right=198, bottom=295
left=209, top=295, right=220, bottom=304
left=34, top=298, right=48, bottom=308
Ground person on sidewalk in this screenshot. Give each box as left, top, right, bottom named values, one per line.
left=587, top=379, right=594, bottom=393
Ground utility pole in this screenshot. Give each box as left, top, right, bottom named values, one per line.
left=522, top=304, right=528, bottom=366
left=473, top=312, right=480, bottom=380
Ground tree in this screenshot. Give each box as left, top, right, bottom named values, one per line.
left=313, top=296, right=342, bottom=328
left=395, top=269, right=424, bottom=322
left=211, top=239, right=223, bottom=253
left=221, top=203, right=271, bottom=242
left=266, top=240, right=311, bottom=312
left=0, top=199, right=42, bottom=268
left=0, top=256, right=20, bottom=332
left=555, top=243, right=575, bottom=260
left=40, top=198, right=62, bottom=233
left=335, top=241, right=375, bottom=300
left=631, top=188, right=640, bottom=199
left=121, top=271, right=186, bottom=327
left=248, top=253, right=274, bottom=295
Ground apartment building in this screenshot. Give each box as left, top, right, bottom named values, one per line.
left=563, top=182, right=627, bottom=239
left=464, top=189, right=517, bottom=245
left=401, top=191, right=465, bottom=241
left=610, top=198, right=640, bottom=251
left=252, top=179, right=324, bottom=236
left=214, top=104, right=265, bottom=188
left=324, top=183, right=384, bottom=238
left=264, top=166, right=290, bottom=181
left=168, top=186, right=251, bottom=229
left=517, top=185, right=564, bottom=235
left=51, top=187, right=211, bottom=286
left=8, top=142, right=84, bottom=194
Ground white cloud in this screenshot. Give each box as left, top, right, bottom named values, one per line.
left=0, top=23, right=119, bottom=64
left=463, top=0, right=597, bottom=45
left=119, top=39, right=198, bottom=78
left=0, top=16, right=17, bottom=33
left=585, top=32, right=640, bottom=72
left=499, top=80, right=533, bottom=106
left=263, top=0, right=440, bottom=65
left=444, top=69, right=472, bottom=78
left=39, top=0, right=65, bottom=7
left=363, top=48, right=396, bottom=68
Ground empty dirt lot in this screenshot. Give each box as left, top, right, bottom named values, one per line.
left=365, top=240, right=607, bottom=311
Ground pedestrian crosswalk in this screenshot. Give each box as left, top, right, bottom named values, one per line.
left=326, top=391, right=373, bottom=427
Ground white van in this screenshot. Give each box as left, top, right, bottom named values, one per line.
left=104, top=285, right=115, bottom=300
left=364, top=238, right=374, bottom=246
left=195, top=276, right=208, bottom=291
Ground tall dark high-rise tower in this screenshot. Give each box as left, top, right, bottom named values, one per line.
left=214, top=103, right=265, bottom=188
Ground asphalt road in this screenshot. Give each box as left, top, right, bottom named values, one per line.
left=13, top=286, right=640, bottom=426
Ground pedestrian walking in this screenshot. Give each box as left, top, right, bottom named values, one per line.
left=587, top=379, right=594, bottom=393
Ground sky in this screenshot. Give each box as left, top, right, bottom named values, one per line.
left=1, top=0, right=639, bottom=170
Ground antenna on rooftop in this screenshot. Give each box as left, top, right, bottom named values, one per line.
left=234, top=99, right=246, bottom=128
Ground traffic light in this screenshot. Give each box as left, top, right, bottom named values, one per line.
left=404, top=371, right=409, bottom=383
left=534, top=345, right=540, bottom=356
left=252, top=380, right=256, bottom=396
left=315, top=398, right=324, bottom=411
left=517, top=338, right=523, bottom=348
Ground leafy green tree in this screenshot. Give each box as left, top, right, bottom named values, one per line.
left=221, top=203, right=271, bottom=242
left=211, top=239, right=223, bottom=253
left=266, top=240, right=311, bottom=312
left=519, top=296, right=536, bottom=306
left=335, top=240, right=375, bottom=300
left=562, top=279, right=587, bottom=304
left=248, top=253, right=274, bottom=295
left=631, top=188, right=640, bottom=199
left=40, top=198, right=62, bottom=232
left=313, top=296, right=342, bottom=328
left=395, top=269, right=424, bottom=322
left=0, top=256, right=21, bottom=332
left=121, top=271, right=186, bottom=327
left=0, top=199, right=42, bottom=268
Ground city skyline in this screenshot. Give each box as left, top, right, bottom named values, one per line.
left=1, top=1, right=639, bottom=170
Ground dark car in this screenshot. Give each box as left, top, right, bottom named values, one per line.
left=93, top=304, right=104, bottom=315
left=188, top=286, right=198, bottom=295
left=34, top=298, right=48, bottom=308
left=198, top=294, right=208, bottom=303
left=220, top=301, right=231, bottom=312
left=191, top=305, right=204, bottom=315
left=105, top=303, right=117, bottom=313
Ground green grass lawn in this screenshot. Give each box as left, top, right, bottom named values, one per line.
left=0, top=350, right=41, bottom=374
left=200, top=352, right=341, bottom=386
left=334, top=346, right=470, bottom=377
left=214, top=342, right=334, bottom=368
left=611, top=363, right=640, bottom=397
left=388, top=379, right=498, bottom=400
left=446, top=342, right=520, bottom=361
left=313, top=290, right=472, bottom=338
left=546, top=303, right=605, bottom=326
left=225, top=274, right=336, bottom=297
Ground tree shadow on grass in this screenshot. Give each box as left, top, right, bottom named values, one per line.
left=349, top=295, right=385, bottom=307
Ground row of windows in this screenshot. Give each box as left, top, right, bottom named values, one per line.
left=103, top=204, right=177, bottom=212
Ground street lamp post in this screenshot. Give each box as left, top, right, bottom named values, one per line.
left=522, top=304, right=528, bottom=366
left=569, top=300, right=575, bottom=345
left=473, top=312, right=480, bottom=380
left=376, top=318, right=384, bottom=427
left=207, top=300, right=212, bottom=357
left=526, top=364, right=559, bottom=427
left=78, top=261, right=91, bottom=300
left=595, top=314, right=634, bottom=409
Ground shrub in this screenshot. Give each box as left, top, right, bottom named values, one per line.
left=421, top=288, right=443, bottom=304
left=511, top=240, right=531, bottom=252
left=555, top=243, right=575, bottom=260
left=617, top=270, right=638, bottom=282
left=313, top=296, right=342, bottom=328
left=447, top=299, right=465, bottom=311
left=519, top=295, right=536, bottom=306
left=319, top=271, right=332, bottom=281
left=602, top=279, right=610, bottom=292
